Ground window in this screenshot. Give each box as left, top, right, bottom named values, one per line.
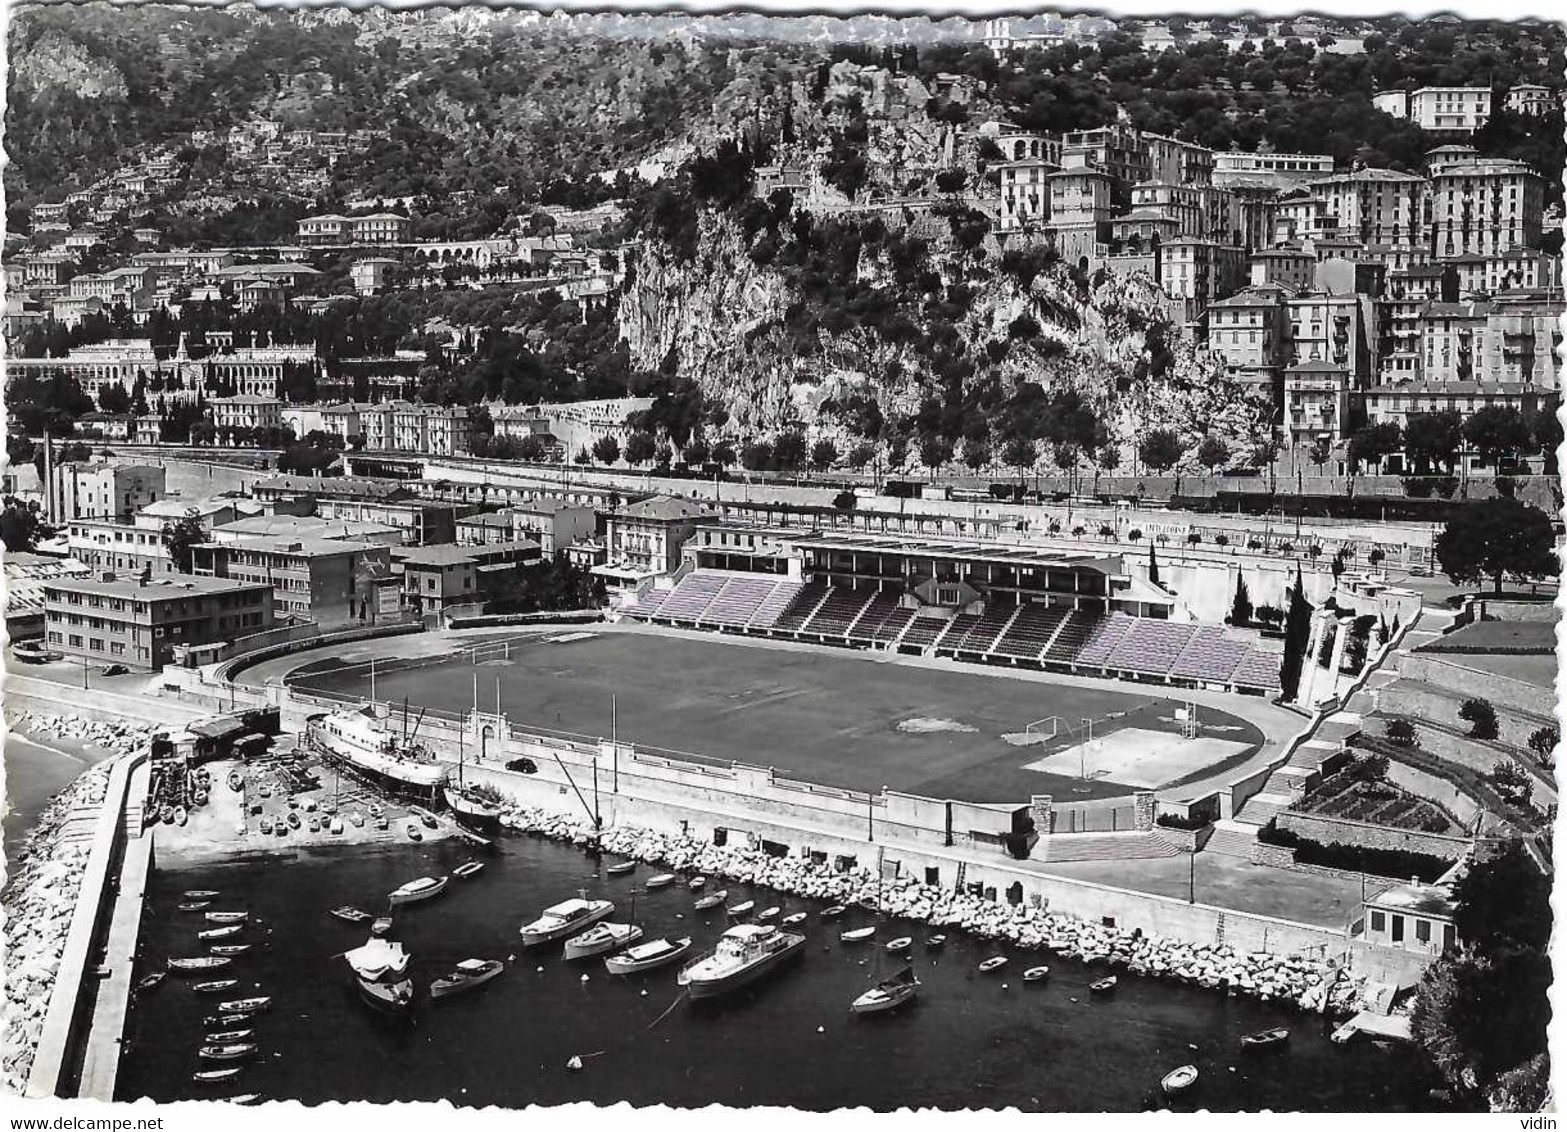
left=1370, top=910, right=1385, bottom=933
left=1391, top=914, right=1405, bottom=943
left=1415, top=919, right=1431, bottom=944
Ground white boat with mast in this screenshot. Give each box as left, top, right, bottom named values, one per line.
left=446, top=690, right=504, bottom=827
left=305, top=700, right=447, bottom=802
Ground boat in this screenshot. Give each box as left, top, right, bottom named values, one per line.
left=757, top=907, right=780, bottom=922
left=410, top=805, right=440, bottom=829
left=205, top=1028, right=254, bottom=1043
left=430, top=958, right=505, bottom=999
left=606, top=861, right=637, bottom=876
left=781, top=912, right=808, bottom=927
left=198, top=925, right=242, bottom=941
left=1161, top=1065, right=1200, bottom=1095
left=204, top=1014, right=250, bottom=1028
left=370, top=917, right=393, bottom=936
left=688, top=876, right=706, bottom=890
left=443, top=784, right=503, bottom=828
left=330, top=818, right=344, bottom=835
left=1089, top=976, right=1118, bottom=995
left=177, top=902, right=211, bottom=913
left=1022, top=966, right=1050, bottom=983
left=258, top=819, right=273, bottom=836
left=520, top=896, right=615, bottom=946
left=1330, top=1022, right=1357, bottom=1044
left=192, top=1068, right=244, bottom=1084
left=161, top=805, right=174, bottom=824
left=205, top=911, right=249, bottom=925
left=209, top=945, right=252, bottom=956
left=168, top=956, right=231, bottom=973
left=885, top=937, right=913, bottom=952
left=192, top=979, right=240, bottom=994
left=1240, top=1027, right=1290, bottom=1052
left=275, top=822, right=288, bottom=838
left=388, top=876, right=449, bottom=906
left=350, top=812, right=365, bottom=828
left=228, top=772, right=243, bottom=792
left=926, top=935, right=947, bottom=949
left=851, top=966, right=920, bottom=1015
left=198, top=1043, right=258, bottom=1062
left=693, top=891, right=728, bottom=911
left=369, top=803, right=384, bottom=819
left=175, top=807, right=188, bottom=826
left=304, top=705, right=448, bottom=799
left=677, top=924, right=806, bottom=1001
left=330, top=907, right=374, bottom=924
left=137, top=972, right=166, bottom=992
left=978, top=957, right=1008, bottom=973
left=355, top=975, right=414, bottom=1015
left=728, top=900, right=756, bottom=916
left=646, top=874, right=676, bottom=890
left=184, top=890, right=220, bottom=900
left=406, top=824, right=423, bottom=842
left=604, top=937, right=694, bottom=976
left=563, top=922, right=644, bottom=961
left=286, top=811, right=300, bottom=830
left=226, top=1094, right=264, bottom=1106
left=821, top=905, right=847, bottom=920
left=215, top=996, right=272, bottom=1015
left=308, top=817, right=321, bottom=833
left=345, top=938, right=411, bottom=981
left=841, top=927, right=877, bottom=943
left=374, top=816, right=389, bottom=831
left=453, top=861, right=485, bottom=880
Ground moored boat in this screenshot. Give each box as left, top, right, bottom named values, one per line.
left=406, top=823, right=422, bottom=841
left=677, top=924, right=806, bottom=1001
left=258, top=819, right=273, bottom=836
left=688, top=876, right=706, bottom=890
left=520, top=896, right=615, bottom=946
left=330, top=906, right=374, bottom=924
left=205, top=1029, right=253, bottom=1043
left=978, top=956, right=1008, bottom=973
left=821, top=905, right=847, bottom=920
left=388, top=875, right=449, bottom=906
left=757, top=907, right=780, bottom=922
left=355, top=975, right=414, bottom=1015
left=1241, top=1027, right=1290, bottom=1051
left=693, top=890, right=728, bottom=911
left=370, top=916, right=393, bottom=936
left=1161, top=1065, right=1199, bottom=1095
left=137, top=972, right=166, bottom=992
left=193, top=1068, right=244, bottom=1084
left=563, top=922, right=644, bottom=961
left=728, top=900, right=755, bottom=916
left=286, top=811, right=300, bottom=830
left=850, top=966, right=920, bottom=1015
left=1023, top=966, right=1050, bottom=983
left=410, top=805, right=439, bottom=829
left=208, top=945, right=252, bottom=956
left=606, top=861, right=636, bottom=876
left=198, top=1043, right=259, bottom=1062
left=192, top=979, right=240, bottom=994
left=198, top=925, right=242, bottom=941
left=204, top=1014, right=249, bottom=1028
left=885, top=937, right=913, bottom=952
left=452, top=861, right=485, bottom=880
left=781, top=912, right=808, bottom=927
left=205, top=911, right=249, bottom=925
left=926, top=935, right=947, bottom=949
left=177, top=902, right=211, bottom=913
left=840, top=927, right=876, bottom=943
left=604, top=936, right=694, bottom=976
left=184, top=890, right=220, bottom=900
left=1089, top=976, right=1118, bottom=995
left=216, top=996, right=272, bottom=1015
left=168, top=956, right=232, bottom=973
left=430, top=958, right=505, bottom=999
left=345, top=938, right=411, bottom=981
left=645, top=873, right=676, bottom=890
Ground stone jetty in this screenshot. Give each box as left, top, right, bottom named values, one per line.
left=9, top=709, right=157, bottom=758
left=499, top=805, right=1367, bottom=1016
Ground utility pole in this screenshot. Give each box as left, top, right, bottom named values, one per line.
left=611, top=693, right=618, bottom=793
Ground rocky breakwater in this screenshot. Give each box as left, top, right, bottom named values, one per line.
left=498, top=806, right=1367, bottom=1016
left=1, top=758, right=115, bottom=1094
left=9, top=709, right=158, bottom=757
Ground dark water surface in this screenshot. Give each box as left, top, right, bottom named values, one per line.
left=118, top=836, right=1449, bottom=1112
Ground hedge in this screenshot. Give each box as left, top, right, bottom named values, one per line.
left=1256, top=819, right=1451, bottom=882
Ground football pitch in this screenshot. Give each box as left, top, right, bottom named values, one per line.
left=291, top=629, right=1264, bottom=805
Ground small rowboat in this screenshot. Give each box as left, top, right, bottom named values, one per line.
left=453, top=861, right=485, bottom=880
left=169, top=956, right=231, bottom=973
left=782, top=912, right=808, bottom=927
left=757, top=907, right=780, bottom=922
left=286, top=811, right=301, bottom=830
left=646, top=874, right=676, bottom=890
left=259, top=819, right=273, bottom=836
left=184, top=890, right=220, bottom=900
left=199, top=1043, right=258, bottom=1062
left=330, top=907, right=373, bottom=924
left=694, top=891, right=728, bottom=911
left=821, top=905, right=847, bottom=920
left=1240, top=1027, right=1290, bottom=1052
left=192, top=979, right=240, bottom=995
left=1089, top=976, right=1118, bottom=995
left=728, top=900, right=756, bottom=916
left=137, top=972, right=166, bottom=992
left=204, top=1014, right=250, bottom=1028
left=176, top=807, right=188, bottom=826
left=926, top=935, right=948, bottom=949
left=228, top=772, right=243, bottom=792
left=885, top=937, right=913, bottom=952
left=227, top=1094, right=264, bottom=1106
left=1022, top=966, right=1050, bottom=983
left=1161, top=1065, right=1199, bottom=1095
left=370, top=917, right=393, bottom=936
left=199, top=925, right=242, bottom=941
left=388, top=876, right=448, bottom=906
left=840, top=927, right=877, bottom=943
left=978, top=957, right=1008, bottom=973
left=206, top=1029, right=253, bottom=1043
left=216, top=996, right=272, bottom=1015
left=369, top=803, right=384, bottom=819
left=193, top=1067, right=244, bottom=1083
left=205, top=911, right=249, bottom=925
left=177, top=902, right=211, bottom=913
left=406, top=824, right=423, bottom=842
left=412, top=807, right=439, bottom=830
left=688, top=876, right=706, bottom=890
left=208, top=945, right=252, bottom=958
left=606, top=861, right=637, bottom=876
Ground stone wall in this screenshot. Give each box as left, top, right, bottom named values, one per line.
left=1395, top=653, right=1552, bottom=718
left=1384, top=758, right=1481, bottom=827
left=1276, top=809, right=1472, bottom=862
left=1376, top=683, right=1551, bottom=752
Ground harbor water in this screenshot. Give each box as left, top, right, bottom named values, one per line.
left=117, top=834, right=1452, bottom=1111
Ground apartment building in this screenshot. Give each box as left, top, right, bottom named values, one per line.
left=594, top=496, right=716, bottom=592
left=1504, top=83, right=1556, bottom=117
left=1307, top=168, right=1428, bottom=250
left=192, top=535, right=392, bottom=628
left=1203, top=285, right=1293, bottom=400
left=1157, top=238, right=1247, bottom=327
left=1375, top=86, right=1494, bottom=133
left=453, top=497, right=598, bottom=555
left=998, top=158, right=1059, bottom=232
left=209, top=395, right=285, bottom=434
left=56, top=463, right=166, bottom=523
left=1213, top=150, right=1334, bottom=187
left=1427, top=151, right=1544, bottom=259
left=296, top=212, right=412, bottom=245
left=396, top=540, right=542, bottom=618
left=66, top=497, right=243, bottom=577
left=313, top=496, right=461, bottom=546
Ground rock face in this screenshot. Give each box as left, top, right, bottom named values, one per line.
left=497, top=804, right=1365, bottom=1015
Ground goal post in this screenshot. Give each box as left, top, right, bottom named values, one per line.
left=1025, top=716, right=1061, bottom=741
left=1175, top=702, right=1199, bottom=739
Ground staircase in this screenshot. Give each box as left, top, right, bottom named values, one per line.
left=1033, top=831, right=1183, bottom=864
left=1203, top=819, right=1261, bottom=859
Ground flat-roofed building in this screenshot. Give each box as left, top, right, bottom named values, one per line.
left=191, top=535, right=392, bottom=627
left=395, top=539, right=542, bottom=617
left=453, top=497, right=597, bottom=555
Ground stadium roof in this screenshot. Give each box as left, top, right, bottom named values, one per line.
left=793, top=532, right=1124, bottom=573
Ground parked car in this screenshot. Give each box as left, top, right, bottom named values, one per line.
left=11, top=641, right=60, bottom=664
left=99, top=663, right=129, bottom=677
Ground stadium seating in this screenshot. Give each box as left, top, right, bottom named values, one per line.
left=653, top=572, right=728, bottom=623
left=932, top=612, right=981, bottom=654
left=847, top=592, right=903, bottom=642
left=747, top=578, right=803, bottom=630
left=627, top=586, right=670, bottom=619
left=1232, top=648, right=1283, bottom=690
left=1042, top=611, right=1098, bottom=664
left=1072, top=613, right=1133, bottom=666
left=953, top=604, right=1017, bottom=656
left=871, top=606, right=916, bottom=644
left=1170, top=627, right=1251, bottom=684
left=993, top=605, right=1067, bottom=662
left=1108, top=619, right=1198, bottom=677
left=802, top=586, right=877, bottom=638
left=700, top=574, right=780, bottom=627
left=772, top=582, right=830, bottom=633
left=899, top=616, right=949, bottom=650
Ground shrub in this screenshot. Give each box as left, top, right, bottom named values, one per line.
left=1527, top=726, right=1558, bottom=764
left=1254, top=604, right=1284, bottom=626
left=1278, top=542, right=1294, bottom=554
left=1368, top=548, right=1385, bottom=565
left=1256, top=821, right=1450, bottom=881
left=1215, top=533, right=1229, bottom=547
left=1071, top=525, right=1085, bottom=537
left=1155, top=812, right=1211, bottom=831
left=1128, top=528, right=1143, bottom=541
left=1246, top=539, right=1262, bottom=551
left=1459, top=698, right=1499, bottom=741
left=1186, top=532, right=1201, bottom=545
left=1385, top=719, right=1418, bottom=747
left=1490, top=760, right=1532, bottom=807
left=1098, top=524, right=1114, bottom=538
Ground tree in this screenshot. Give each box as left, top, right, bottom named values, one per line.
left=1230, top=574, right=1253, bottom=625
left=161, top=507, right=206, bottom=573
left=1308, top=435, right=1333, bottom=473
left=1279, top=566, right=1312, bottom=701
left=0, top=497, right=47, bottom=553
left=810, top=438, right=839, bottom=471
left=1459, top=697, right=1499, bottom=741
left=1451, top=841, right=1552, bottom=953
left=1435, top=498, right=1557, bottom=595
left=682, top=438, right=711, bottom=467
left=1404, top=410, right=1462, bottom=473
left=1196, top=434, right=1230, bottom=473
left=1489, top=759, right=1532, bottom=807
left=1346, top=421, right=1402, bottom=472
left=711, top=440, right=737, bottom=468
left=1147, top=542, right=1160, bottom=588
left=515, top=435, right=549, bottom=461
left=1001, top=435, right=1036, bottom=484
left=624, top=431, right=658, bottom=465
left=919, top=434, right=953, bottom=478
left=591, top=435, right=620, bottom=465
left=960, top=436, right=991, bottom=472
left=1526, top=725, right=1557, bottom=763
left=1138, top=429, right=1184, bottom=474
left=98, top=383, right=132, bottom=415
left=1463, top=406, right=1532, bottom=468
left=833, top=489, right=857, bottom=512
left=772, top=431, right=807, bottom=471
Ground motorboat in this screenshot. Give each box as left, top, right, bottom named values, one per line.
left=198, top=1043, right=259, bottom=1062
left=885, top=937, right=913, bottom=952
left=305, top=707, right=448, bottom=798
left=216, top=996, right=272, bottom=1015
left=694, top=891, right=728, bottom=911
left=781, top=913, right=808, bottom=927
left=604, top=937, right=694, bottom=976
left=355, top=975, right=414, bottom=1015
left=677, top=924, right=806, bottom=1001
left=978, top=957, right=1008, bottom=973
left=388, top=876, right=449, bottom=906
left=1330, top=1022, right=1357, bottom=1044
left=606, top=861, right=637, bottom=876
left=168, top=956, right=231, bottom=973
left=205, top=1029, right=253, bottom=1043
left=371, top=916, right=393, bottom=936
left=177, top=902, right=211, bottom=913
left=688, top=876, right=706, bottom=890
left=345, top=938, right=411, bottom=982
left=757, top=907, right=780, bottom=922
left=821, top=905, right=847, bottom=920
left=1240, top=1028, right=1290, bottom=1052
left=564, top=922, right=644, bottom=961
left=926, top=935, right=947, bottom=949
left=406, top=824, right=423, bottom=841
left=192, top=1068, right=244, bottom=1084
left=185, top=890, right=220, bottom=900
left=199, top=925, right=243, bottom=941
left=646, top=874, right=676, bottom=890
left=1161, top=1065, right=1199, bottom=1096
left=209, top=945, right=252, bottom=956
left=137, top=972, right=166, bottom=992
left=431, top=958, right=505, bottom=999
left=840, top=927, right=877, bottom=943
left=520, top=896, right=615, bottom=946
left=192, top=979, right=240, bottom=995
left=330, top=907, right=374, bottom=924
left=204, top=1014, right=250, bottom=1028
left=728, top=900, right=756, bottom=916
left=227, top=1094, right=264, bottom=1106
left=1023, top=966, right=1050, bottom=983
left=453, top=861, right=485, bottom=880
left=850, top=967, right=920, bottom=1015
left=205, top=911, right=249, bottom=925
left=1089, top=976, right=1118, bottom=995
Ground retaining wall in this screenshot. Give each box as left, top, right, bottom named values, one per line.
left=1375, top=684, right=1551, bottom=752
left=1384, top=760, right=1482, bottom=828
left=1395, top=653, right=1553, bottom=718
left=1275, top=810, right=1472, bottom=862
